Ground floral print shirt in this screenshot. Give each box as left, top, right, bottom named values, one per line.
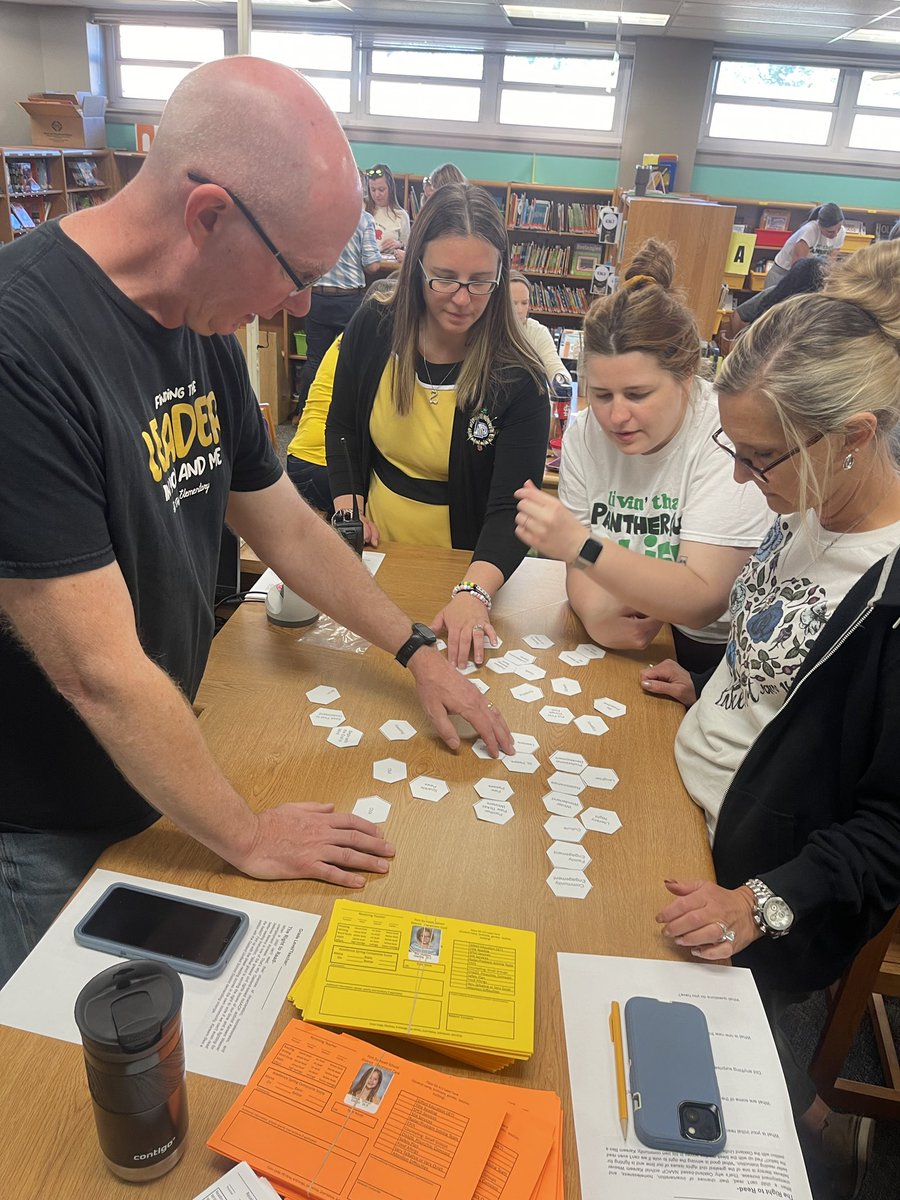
left=675, top=511, right=900, bottom=837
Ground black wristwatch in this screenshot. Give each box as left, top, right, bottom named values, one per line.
left=570, top=536, right=604, bottom=570
left=395, top=622, right=438, bottom=668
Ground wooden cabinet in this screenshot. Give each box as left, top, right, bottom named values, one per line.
left=617, top=195, right=737, bottom=339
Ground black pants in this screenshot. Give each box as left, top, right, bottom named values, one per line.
left=295, top=291, right=364, bottom=412
left=672, top=627, right=727, bottom=673
left=286, top=454, right=333, bottom=516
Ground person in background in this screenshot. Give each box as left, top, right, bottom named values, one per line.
left=365, top=164, right=410, bottom=259
left=0, top=58, right=512, bottom=990
left=287, top=280, right=398, bottom=514
left=327, top=183, right=550, bottom=670
left=642, top=239, right=900, bottom=1200
left=729, top=257, right=826, bottom=338
left=515, top=239, right=770, bottom=672
left=291, top=201, right=387, bottom=421
left=422, top=163, right=466, bottom=202
left=509, top=269, right=571, bottom=387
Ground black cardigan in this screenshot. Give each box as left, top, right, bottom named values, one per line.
left=325, top=302, right=550, bottom=581
left=712, top=546, right=900, bottom=993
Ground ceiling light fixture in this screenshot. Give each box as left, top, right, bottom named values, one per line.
left=503, top=6, right=669, bottom=26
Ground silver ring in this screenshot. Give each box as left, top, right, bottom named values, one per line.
left=716, top=920, right=736, bottom=944
left=486, top=702, right=494, bottom=710
left=473, top=624, right=484, bottom=632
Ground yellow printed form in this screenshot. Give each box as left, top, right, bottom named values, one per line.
left=208, top=1020, right=507, bottom=1200
left=290, top=901, right=536, bottom=1069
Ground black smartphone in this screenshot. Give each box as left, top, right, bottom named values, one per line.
left=74, top=883, right=249, bottom=979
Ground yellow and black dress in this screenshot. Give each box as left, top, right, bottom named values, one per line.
left=366, top=356, right=460, bottom=548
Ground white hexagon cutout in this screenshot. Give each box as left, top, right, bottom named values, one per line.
left=503, top=753, right=541, bottom=775
left=511, top=732, right=540, bottom=754
left=558, top=650, right=590, bottom=668
left=594, top=697, right=627, bottom=718
left=327, top=725, right=363, bottom=748
left=474, top=798, right=515, bottom=825
left=514, top=663, right=547, bottom=680
left=576, top=643, right=607, bottom=660
left=373, top=758, right=407, bottom=784
left=581, top=766, right=620, bottom=790
left=551, top=677, right=582, bottom=696
left=543, top=815, right=587, bottom=843
left=474, top=777, right=514, bottom=801
left=309, top=707, right=345, bottom=728
left=542, top=791, right=584, bottom=817
left=546, top=841, right=592, bottom=870
left=574, top=714, right=610, bottom=737
left=580, top=807, right=623, bottom=835
left=409, top=775, right=449, bottom=802
left=523, top=633, right=554, bottom=650
left=472, top=738, right=493, bottom=760
left=549, top=750, right=588, bottom=774
left=380, top=719, right=417, bottom=741
left=510, top=683, right=543, bottom=703
left=547, top=770, right=586, bottom=795
left=306, top=684, right=340, bottom=704
left=539, top=705, right=575, bottom=725
left=352, top=796, right=391, bottom=823
left=547, top=868, right=592, bottom=898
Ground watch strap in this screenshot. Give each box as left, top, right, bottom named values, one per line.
left=395, top=622, right=437, bottom=668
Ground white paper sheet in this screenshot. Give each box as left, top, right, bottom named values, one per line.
left=0, top=869, right=319, bottom=1085
left=253, top=549, right=384, bottom=598
left=558, top=953, right=813, bottom=1200
left=192, top=1160, right=281, bottom=1199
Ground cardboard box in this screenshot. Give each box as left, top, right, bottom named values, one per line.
left=18, top=92, right=108, bottom=149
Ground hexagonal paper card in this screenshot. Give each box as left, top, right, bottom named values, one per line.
left=380, top=719, right=417, bottom=741
left=551, top=677, right=582, bottom=696
left=474, top=798, right=515, bottom=825
left=558, top=650, right=590, bottom=668
left=549, top=750, right=588, bottom=774
left=542, top=791, right=584, bottom=817
left=547, top=770, right=586, bottom=795
left=523, top=633, right=554, bottom=649
left=580, top=807, right=623, bottom=835
left=373, top=758, right=407, bottom=784
left=594, top=697, right=627, bottom=718
left=543, top=815, right=586, bottom=843
left=309, top=707, right=345, bottom=728
left=547, top=868, right=592, bottom=898
left=574, top=714, right=609, bottom=737
left=510, top=683, right=543, bottom=703
left=546, top=840, right=592, bottom=870
left=581, top=766, right=620, bottom=790
left=352, top=796, right=391, bottom=823
left=511, top=732, right=540, bottom=754
left=306, top=684, right=340, bottom=704
left=539, top=705, right=575, bottom=725
left=503, top=753, right=541, bottom=775
left=327, top=725, right=363, bottom=748
left=409, top=776, right=449, bottom=802
left=474, top=777, right=513, bottom=801
left=576, top=643, right=607, bottom=660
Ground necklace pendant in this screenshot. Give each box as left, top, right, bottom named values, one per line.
left=429, top=389, right=438, bottom=405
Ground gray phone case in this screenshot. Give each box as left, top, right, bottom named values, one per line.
left=624, top=996, right=727, bottom=1155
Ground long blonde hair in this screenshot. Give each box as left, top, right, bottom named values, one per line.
left=716, top=240, right=900, bottom=512
left=384, top=183, right=544, bottom=415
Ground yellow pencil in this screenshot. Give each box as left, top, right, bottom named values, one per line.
left=610, top=1001, right=628, bottom=1141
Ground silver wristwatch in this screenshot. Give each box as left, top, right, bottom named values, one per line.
left=744, top=878, right=794, bottom=938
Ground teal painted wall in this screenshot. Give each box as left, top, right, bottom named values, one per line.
left=691, top=164, right=900, bottom=212
left=348, top=141, right=618, bottom=188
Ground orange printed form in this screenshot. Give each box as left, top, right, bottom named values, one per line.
left=208, top=1019, right=508, bottom=1200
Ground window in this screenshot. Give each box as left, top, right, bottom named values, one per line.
left=367, top=49, right=483, bottom=123
left=850, top=70, right=900, bottom=151
left=115, top=25, right=225, bottom=103
left=499, top=53, right=620, bottom=132
left=250, top=30, right=353, bottom=114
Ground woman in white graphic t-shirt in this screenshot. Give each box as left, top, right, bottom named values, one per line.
left=515, top=239, right=770, bottom=671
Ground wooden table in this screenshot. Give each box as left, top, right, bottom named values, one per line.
left=0, top=544, right=713, bottom=1198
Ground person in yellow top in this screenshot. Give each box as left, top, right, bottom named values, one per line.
left=286, top=335, right=342, bottom=515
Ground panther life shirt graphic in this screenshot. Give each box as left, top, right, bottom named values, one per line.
left=558, top=377, right=770, bottom=642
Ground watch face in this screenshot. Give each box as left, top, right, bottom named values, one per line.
left=763, top=897, right=793, bottom=931
left=579, top=538, right=603, bottom=565
left=412, top=622, right=437, bottom=646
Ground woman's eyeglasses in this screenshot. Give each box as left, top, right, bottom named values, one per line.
left=419, top=262, right=500, bottom=297
left=187, top=170, right=310, bottom=296
left=711, top=427, right=824, bottom=484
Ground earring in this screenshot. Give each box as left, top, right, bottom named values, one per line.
left=843, top=452, right=855, bottom=471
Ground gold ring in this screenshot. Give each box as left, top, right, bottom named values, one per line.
left=486, top=702, right=494, bottom=709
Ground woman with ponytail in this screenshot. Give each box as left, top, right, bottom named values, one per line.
left=515, top=239, right=770, bottom=670
left=642, top=240, right=900, bottom=1197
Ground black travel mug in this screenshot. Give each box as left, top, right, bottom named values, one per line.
left=74, top=960, right=189, bottom=1181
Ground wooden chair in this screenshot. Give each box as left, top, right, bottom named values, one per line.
left=809, top=910, right=900, bottom=1121
left=258, top=401, right=278, bottom=448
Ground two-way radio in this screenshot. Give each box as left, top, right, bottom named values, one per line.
left=330, top=436, right=365, bottom=555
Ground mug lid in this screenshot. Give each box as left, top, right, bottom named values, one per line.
left=74, top=961, right=183, bottom=1055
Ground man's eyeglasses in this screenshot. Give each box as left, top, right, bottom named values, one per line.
left=186, top=171, right=310, bottom=297
left=711, top=427, right=824, bottom=484
left=365, top=167, right=386, bottom=179
left=419, top=261, right=501, bottom=297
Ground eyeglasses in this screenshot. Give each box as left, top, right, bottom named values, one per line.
left=422, top=176, right=432, bottom=187
left=365, top=167, right=386, bottom=178
left=187, top=171, right=310, bottom=297
left=711, top=427, right=824, bottom=484
left=419, top=261, right=501, bottom=297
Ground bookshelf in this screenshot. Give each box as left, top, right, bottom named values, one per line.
left=0, top=147, right=146, bottom=244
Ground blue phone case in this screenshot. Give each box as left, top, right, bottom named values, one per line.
left=73, top=883, right=250, bottom=980
left=624, top=996, right=726, bottom=1155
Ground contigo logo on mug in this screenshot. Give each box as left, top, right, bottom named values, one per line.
left=133, top=1138, right=176, bottom=1161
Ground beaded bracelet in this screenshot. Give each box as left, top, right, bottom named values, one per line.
left=451, top=580, right=492, bottom=611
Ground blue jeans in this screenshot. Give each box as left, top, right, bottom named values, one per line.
left=0, top=827, right=126, bottom=987
left=286, top=454, right=334, bottom=516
